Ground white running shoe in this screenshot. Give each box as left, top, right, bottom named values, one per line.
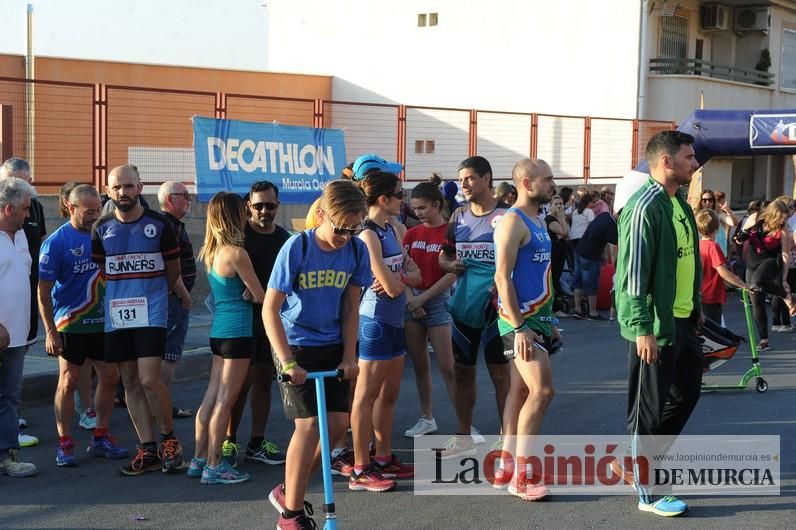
left=404, top=417, right=438, bottom=438
left=471, top=426, right=486, bottom=445
left=18, top=432, right=39, bottom=448
left=78, top=408, right=97, bottom=430
left=0, top=449, right=37, bottom=477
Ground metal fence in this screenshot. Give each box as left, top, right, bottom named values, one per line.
left=0, top=76, right=674, bottom=192
left=106, top=86, right=217, bottom=186
left=0, top=77, right=94, bottom=187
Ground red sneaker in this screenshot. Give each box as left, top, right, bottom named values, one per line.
left=374, top=454, right=414, bottom=479
left=277, top=513, right=317, bottom=529
left=348, top=467, right=396, bottom=492
left=269, top=482, right=314, bottom=517
left=491, top=460, right=514, bottom=490
left=268, top=483, right=287, bottom=514
left=508, top=476, right=549, bottom=501
left=331, top=448, right=354, bottom=477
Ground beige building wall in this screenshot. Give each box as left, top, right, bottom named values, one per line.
left=0, top=54, right=332, bottom=193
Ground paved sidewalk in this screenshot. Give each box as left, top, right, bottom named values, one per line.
left=21, top=310, right=215, bottom=403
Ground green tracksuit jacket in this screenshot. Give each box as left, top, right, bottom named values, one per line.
left=615, top=178, right=702, bottom=346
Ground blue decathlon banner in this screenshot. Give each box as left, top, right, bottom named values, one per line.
left=192, top=116, right=346, bottom=203
left=749, top=113, right=796, bottom=149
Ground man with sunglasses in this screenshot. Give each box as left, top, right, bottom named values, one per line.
left=223, top=180, right=290, bottom=468
left=158, top=181, right=196, bottom=419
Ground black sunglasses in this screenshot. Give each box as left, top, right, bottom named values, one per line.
left=327, top=214, right=363, bottom=235
left=251, top=201, right=279, bottom=211
left=386, top=190, right=405, bottom=200
left=701, top=197, right=715, bottom=202
left=169, top=192, right=191, bottom=200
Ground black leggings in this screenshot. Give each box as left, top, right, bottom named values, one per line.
left=770, top=268, right=796, bottom=326
left=746, top=257, right=789, bottom=341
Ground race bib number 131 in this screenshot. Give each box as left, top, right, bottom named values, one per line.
left=110, top=297, right=149, bottom=329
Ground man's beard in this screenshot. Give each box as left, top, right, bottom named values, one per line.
left=255, top=215, right=273, bottom=228
left=113, top=197, right=136, bottom=212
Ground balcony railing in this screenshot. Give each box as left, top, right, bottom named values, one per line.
left=649, top=57, right=774, bottom=87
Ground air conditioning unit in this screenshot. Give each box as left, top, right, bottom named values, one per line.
left=734, top=7, right=770, bottom=32
left=701, top=4, right=729, bottom=31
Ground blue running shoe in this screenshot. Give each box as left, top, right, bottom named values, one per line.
left=201, top=461, right=250, bottom=485
left=638, top=495, right=688, bottom=517
left=56, top=442, right=78, bottom=467
left=87, top=435, right=129, bottom=459
left=187, top=457, right=207, bottom=478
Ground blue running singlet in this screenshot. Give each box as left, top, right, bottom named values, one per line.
left=496, top=207, right=554, bottom=336
left=359, top=220, right=405, bottom=328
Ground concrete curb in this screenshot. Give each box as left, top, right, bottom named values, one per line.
left=22, top=347, right=213, bottom=406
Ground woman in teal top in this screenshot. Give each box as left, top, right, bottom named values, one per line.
left=189, top=192, right=264, bottom=485
left=208, top=267, right=252, bottom=338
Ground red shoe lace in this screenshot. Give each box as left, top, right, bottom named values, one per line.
left=129, top=447, right=146, bottom=471
left=162, top=439, right=180, bottom=459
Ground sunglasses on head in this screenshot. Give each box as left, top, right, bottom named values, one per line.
left=251, top=201, right=279, bottom=212
left=326, top=214, right=363, bottom=235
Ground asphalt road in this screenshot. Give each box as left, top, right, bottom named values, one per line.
left=2, top=297, right=795, bottom=529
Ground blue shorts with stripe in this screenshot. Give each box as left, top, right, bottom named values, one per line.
left=357, top=315, right=406, bottom=361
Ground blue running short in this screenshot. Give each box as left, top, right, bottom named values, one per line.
left=358, top=315, right=406, bottom=361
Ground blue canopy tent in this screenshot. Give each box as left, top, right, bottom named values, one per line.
left=615, top=109, right=796, bottom=212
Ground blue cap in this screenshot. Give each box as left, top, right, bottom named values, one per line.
left=352, top=153, right=403, bottom=180
left=443, top=181, right=458, bottom=198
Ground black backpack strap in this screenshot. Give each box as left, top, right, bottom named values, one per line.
left=292, top=231, right=309, bottom=292
left=350, top=236, right=360, bottom=265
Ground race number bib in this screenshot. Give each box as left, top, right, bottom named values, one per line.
left=110, top=297, right=149, bottom=329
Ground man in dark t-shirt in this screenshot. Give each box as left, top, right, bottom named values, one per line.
left=223, top=181, right=290, bottom=468
left=157, top=181, right=196, bottom=418
left=572, top=211, right=618, bottom=320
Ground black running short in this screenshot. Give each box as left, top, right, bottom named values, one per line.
left=252, top=314, right=274, bottom=365
left=209, top=337, right=255, bottom=360
left=60, top=332, right=105, bottom=366
left=104, top=327, right=167, bottom=363
left=452, top=317, right=507, bottom=366
left=501, top=331, right=557, bottom=361
left=276, top=344, right=350, bottom=420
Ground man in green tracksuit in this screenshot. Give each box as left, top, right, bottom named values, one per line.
left=614, top=130, right=702, bottom=517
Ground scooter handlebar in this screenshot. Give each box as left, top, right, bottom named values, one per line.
left=277, top=369, right=344, bottom=383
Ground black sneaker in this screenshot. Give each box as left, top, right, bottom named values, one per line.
left=588, top=313, right=605, bottom=321
left=161, top=438, right=184, bottom=473
left=119, top=447, right=161, bottom=476
left=572, top=311, right=587, bottom=320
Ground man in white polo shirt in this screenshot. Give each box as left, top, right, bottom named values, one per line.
left=0, top=176, right=38, bottom=477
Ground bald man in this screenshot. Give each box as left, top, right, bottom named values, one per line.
left=157, top=181, right=195, bottom=419
left=493, top=158, right=558, bottom=501
left=91, top=165, right=184, bottom=476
